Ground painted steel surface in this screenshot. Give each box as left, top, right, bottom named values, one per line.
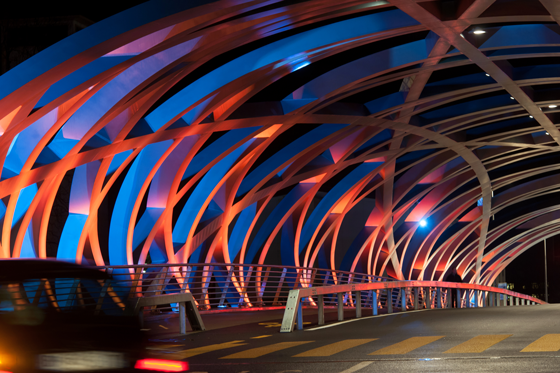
left=0, top=0, right=558, bottom=295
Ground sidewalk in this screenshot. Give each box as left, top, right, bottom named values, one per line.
left=144, top=307, right=355, bottom=338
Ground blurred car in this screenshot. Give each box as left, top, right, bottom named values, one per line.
left=0, top=259, right=188, bottom=372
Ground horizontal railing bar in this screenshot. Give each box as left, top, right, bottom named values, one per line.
left=295, top=280, right=543, bottom=301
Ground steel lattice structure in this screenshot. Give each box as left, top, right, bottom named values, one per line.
left=1, top=0, right=560, bottom=286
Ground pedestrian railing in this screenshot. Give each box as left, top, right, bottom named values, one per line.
left=96, top=263, right=390, bottom=313
left=280, top=280, right=546, bottom=332
left=0, top=263, right=389, bottom=317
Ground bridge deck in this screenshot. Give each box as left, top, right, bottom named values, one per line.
left=145, top=304, right=560, bottom=372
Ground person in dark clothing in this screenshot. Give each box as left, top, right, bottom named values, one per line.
left=446, top=268, right=463, bottom=308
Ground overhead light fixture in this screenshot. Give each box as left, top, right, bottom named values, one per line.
left=473, top=30, right=486, bottom=34
left=549, top=105, right=558, bottom=108
left=530, top=116, right=533, bottom=118
left=460, top=34, right=465, bottom=38
left=419, top=219, right=427, bottom=228
left=510, top=97, right=514, bottom=100
left=546, top=132, right=550, bottom=135
left=485, top=74, right=490, bottom=77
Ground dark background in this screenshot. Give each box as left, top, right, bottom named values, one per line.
left=0, top=1, right=148, bottom=73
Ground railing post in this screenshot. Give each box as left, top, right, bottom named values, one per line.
left=521, top=298, right=525, bottom=306
left=515, top=297, right=519, bottom=306
left=489, top=292, right=494, bottom=307
left=280, top=289, right=300, bottom=333
left=373, top=291, right=378, bottom=316
left=387, top=289, right=393, bottom=314
left=473, top=290, right=478, bottom=307
left=272, top=268, right=287, bottom=306
left=414, top=288, right=419, bottom=310
left=318, top=294, right=324, bottom=325
left=456, top=288, right=461, bottom=308
left=447, top=288, right=452, bottom=308
left=179, top=302, right=186, bottom=334
left=337, top=293, right=344, bottom=321
left=400, top=288, right=406, bottom=311
left=355, top=291, right=362, bottom=318
left=219, top=268, right=233, bottom=307
left=296, top=300, right=303, bottom=330
left=366, top=289, right=372, bottom=308
left=509, top=295, right=514, bottom=306
left=425, top=287, right=431, bottom=309
left=436, top=287, right=442, bottom=309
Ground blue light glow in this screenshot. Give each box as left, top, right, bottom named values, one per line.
left=419, top=219, right=427, bottom=227
left=293, top=61, right=310, bottom=72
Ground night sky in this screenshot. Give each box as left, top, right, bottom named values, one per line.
left=1, top=1, right=149, bottom=22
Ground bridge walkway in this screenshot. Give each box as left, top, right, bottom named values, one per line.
left=144, top=303, right=560, bottom=373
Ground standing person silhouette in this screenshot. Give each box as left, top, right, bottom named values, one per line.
left=446, top=268, right=463, bottom=308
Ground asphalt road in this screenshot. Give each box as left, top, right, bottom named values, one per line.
left=146, top=304, right=560, bottom=372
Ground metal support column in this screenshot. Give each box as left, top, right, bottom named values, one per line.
left=355, top=291, right=362, bottom=318
left=436, top=287, right=442, bottom=309
left=400, top=288, right=406, bottom=311
left=337, top=293, right=344, bottom=321
left=318, top=294, right=324, bottom=325
left=489, top=292, right=494, bottom=307
left=456, top=288, right=461, bottom=308
left=447, top=288, right=452, bottom=308
left=414, top=288, right=419, bottom=310
left=296, top=300, right=303, bottom=330
left=179, top=302, right=186, bottom=334
left=387, top=289, right=393, bottom=314
left=372, top=291, right=378, bottom=316
left=425, top=287, right=431, bottom=309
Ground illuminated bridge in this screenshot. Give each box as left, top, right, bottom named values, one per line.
left=2, top=0, right=560, bottom=371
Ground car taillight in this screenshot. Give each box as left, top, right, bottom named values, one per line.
left=135, top=359, right=188, bottom=372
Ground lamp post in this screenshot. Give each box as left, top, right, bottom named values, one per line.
left=545, top=239, right=548, bottom=303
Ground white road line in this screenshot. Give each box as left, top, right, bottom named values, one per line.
left=339, top=362, right=373, bottom=373
left=305, top=309, right=431, bottom=331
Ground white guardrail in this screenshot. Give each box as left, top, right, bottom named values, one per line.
left=280, top=280, right=546, bottom=332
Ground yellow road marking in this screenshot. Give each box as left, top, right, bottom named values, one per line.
left=522, top=334, right=560, bottom=352
left=251, top=335, right=272, bottom=339
left=146, top=344, right=183, bottom=350
left=258, top=322, right=310, bottom=328
left=294, top=339, right=377, bottom=357
left=171, top=340, right=247, bottom=359
left=158, top=325, right=168, bottom=329
left=369, top=336, right=443, bottom=355
left=221, top=341, right=313, bottom=359
left=444, top=335, right=511, bottom=353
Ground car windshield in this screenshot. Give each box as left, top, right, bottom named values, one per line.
left=0, top=275, right=125, bottom=324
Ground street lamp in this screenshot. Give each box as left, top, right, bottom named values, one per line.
left=544, top=239, right=548, bottom=303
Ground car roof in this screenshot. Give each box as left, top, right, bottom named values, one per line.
left=0, top=259, right=109, bottom=281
